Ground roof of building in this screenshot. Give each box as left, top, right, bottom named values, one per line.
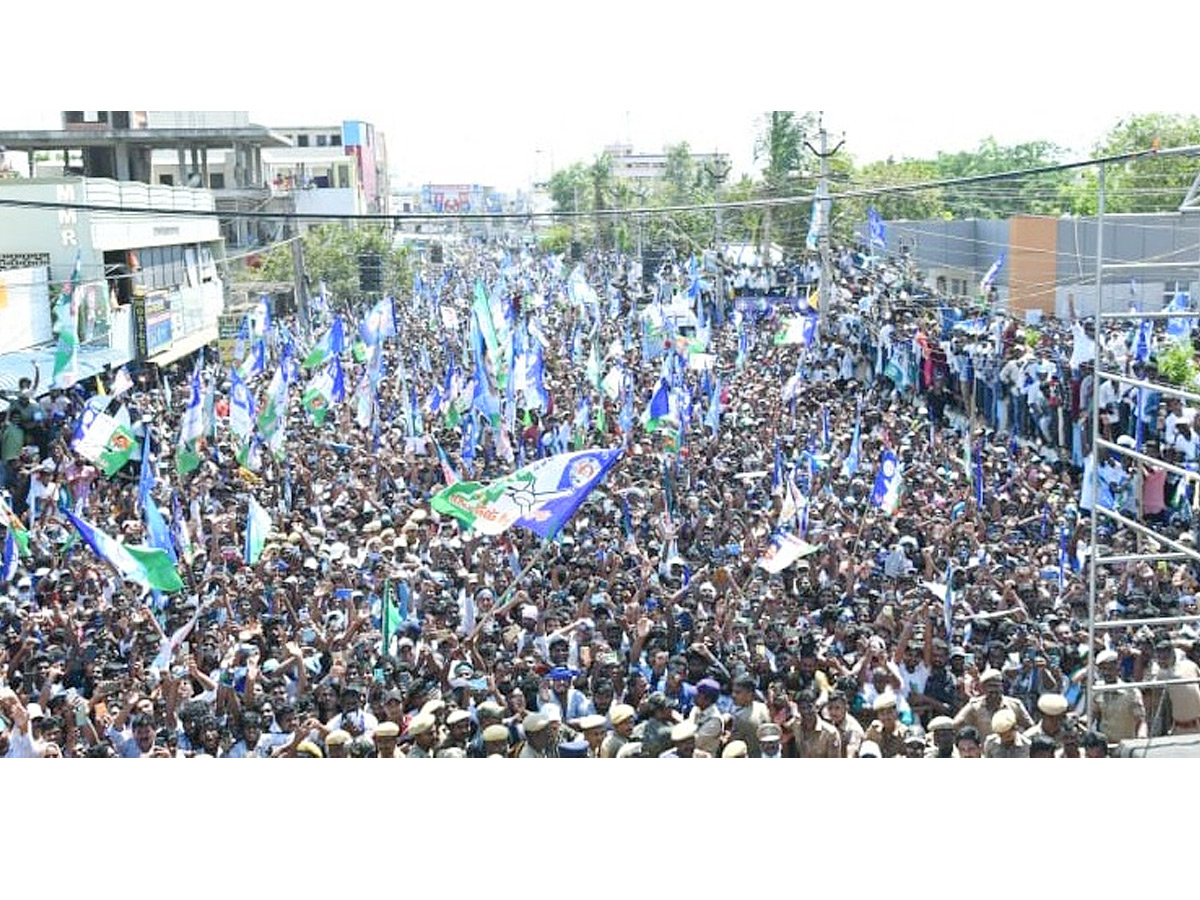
left=0, top=127, right=291, bottom=151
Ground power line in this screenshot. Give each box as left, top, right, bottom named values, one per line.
left=0, top=144, right=1196, bottom=224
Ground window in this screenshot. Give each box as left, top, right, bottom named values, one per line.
left=159, top=174, right=174, bottom=186
left=1164, top=280, right=1192, bottom=305
left=331, top=134, right=341, bottom=147
left=209, top=172, right=225, bottom=189
left=296, top=135, right=309, bottom=147
left=316, top=134, right=327, bottom=147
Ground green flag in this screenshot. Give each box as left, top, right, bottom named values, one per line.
left=96, top=426, right=139, bottom=477
left=381, top=580, right=400, bottom=659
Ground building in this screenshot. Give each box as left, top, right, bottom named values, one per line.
left=877, top=213, right=1200, bottom=320
left=0, top=176, right=226, bottom=392
left=0, top=111, right=290, bottom=249
left=603, top=143, right=731, bottom=182
left=148, top=120, right=390, bottom=235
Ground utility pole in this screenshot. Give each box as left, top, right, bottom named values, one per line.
left=704, top=153, right=732, bottom=315
left=805, top=113, right=845, bottom=320
left=290, top=222, right=309, bottom=334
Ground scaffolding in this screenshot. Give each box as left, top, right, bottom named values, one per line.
left=1085, top=146, right=1200, bottom=731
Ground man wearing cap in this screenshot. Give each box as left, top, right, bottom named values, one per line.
left=325, top=729, right=352, bottom=758
left=659, top=720, right=702, bottom=758
left=601, top=704, right=635, bottom=758
left=540, top=666, right=594, bottom=720
left=863, top=692, right=905, bottom=758
left=374, top=721, right=402, bottom=758
left=924, top=716, right=958, bottom=758
left=983, top=708, right=1030, bottom=758
left=404, top=713, right=438, bottom=758
left=467, top=701, right=508, bottom=758
left=1154, top=639, right=1200, bottom=735
left=789, top=688, right=842, bottom=758
left=438, top=709, right=474, bottom=756
left=576, top=714, right=608, bottom=757
left=729, top=674, right=772, bottom=757
left=481, top=723, right=512, bottom=757
left=951, top=668, right=1033, bottom=739
left=1092, top=649, right=1148, bottom=742
left=689, top=678, right=726, bottom=757
left=758, top=723, right=784, bottom=759
left=1024, top=694, right=1071, bottom=742
left=519, top=712, right=555, bottom=758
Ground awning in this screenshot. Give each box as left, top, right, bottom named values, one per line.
left=0, top=343, right=133, bottom=402
left=147, top=324, right=218, bottom=367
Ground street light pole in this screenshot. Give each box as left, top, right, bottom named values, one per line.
left=805, top=114, right=845, bottom=321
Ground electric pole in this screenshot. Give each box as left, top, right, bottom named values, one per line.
left=805, top=114, right=844, bottom=320
left=704, top=153, right=732, bottom=316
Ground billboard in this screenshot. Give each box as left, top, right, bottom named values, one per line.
left=421, top=184, right=483, bottom=214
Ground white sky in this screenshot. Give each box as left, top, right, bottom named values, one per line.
left=3, top=2, right=1196, bottom=194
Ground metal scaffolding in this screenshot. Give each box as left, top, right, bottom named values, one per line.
left=1084, top=148, right=1200, bottom=725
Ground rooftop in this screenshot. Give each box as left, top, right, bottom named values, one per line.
left=0, top=126, right=291, bottom=151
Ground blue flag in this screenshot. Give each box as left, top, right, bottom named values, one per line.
left=870, top=448, right=902, bottom=514
left=1, top=529, right=17, bottom=585
left=1167, top=291, right=1193, bottom=342
left=867, top=207, right=886, bottom=249
left=842, top=405, right=862, bottom=479
left=980, top=253, right=1005, bottom=294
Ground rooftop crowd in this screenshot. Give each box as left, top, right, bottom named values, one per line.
left=2, top=236, right=1199, bottom=759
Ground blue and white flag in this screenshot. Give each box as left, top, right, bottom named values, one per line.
left=842, top=405, right=862, bottom=479
left=1, top=529, right=17, bottom=585
left=64, top=510, right=183, bottom=593
left=1167, top=291, right=1193, bottom=343
left=178, top=366, right=205, bottom=446
left=1133, top=315, right=1153, bottom=364
left=867, top=207, right=886, bottom=249
left=806, top=199, right=823, bottom=252
left=757, top=531, right=818, bottom=574
left=245, top=495, right=273, bottom=566
left=870, top=448, right=902, bottom=515
left=229, top=368, right=256, bottom=443
left=431, top=447, right=623, bottom=539
left=362, top=296, right=397, bottom=345
left=980, top=253, right=1005, bottom=294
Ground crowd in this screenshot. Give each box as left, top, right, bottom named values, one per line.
left=2, top=234, right=1200, bottom=760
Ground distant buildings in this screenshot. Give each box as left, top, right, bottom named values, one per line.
left=603, top=143, right=730, bottom=182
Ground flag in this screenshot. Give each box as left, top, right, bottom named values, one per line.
left=640, top=378, right=676, bottom=433
left=51, top=253, right=82, bottom=389
left=757, top=531, right=818, bottom=574
left=773, top=315, right=817, bottom=346
left=362, top=296, right=397, bottom=345
left=1, top=529, right=17, bottom=585
left=179, top=366, right=205, bottom=445
left=431, top=447, right=623, bottom=538
left=973, top=451, right=984, bottom=507
left=806, top=199, right=822, bottom=252
left=144, top=495, right=177, bottom=564
left=229, top=368, right=256, bottom=443
left=1133, top=316, right=1152, bottom=365
left=0, top=496, right=30, bottom=557
left=96, top=424, right=138, bottom=477
left=867, top=207, right=887, bottom=249
left=1167, top=291, right=1193, bottom=343
left=842, top=406, right=862, bottom=479
left=980, top=253, right=1005, bottom=294
left=302, top=317, right=345, bottom=368
left=301, top=366, right=337, bottom=425
left=257, top=366, right=288, bottom=438
left=171, top=493, right=194, bottom=565
left=870, top=449, right=903, bottom=515
left=110, top=366, right=133, bottom=397
left=822, top=406, right=831, bottom=451
left=245, top=495, right=273, bottom=566
left=433, top=438, right=460, bottom=486
left=381, top=579, right=400, bottom=658
left=64, top=510, right=183, bottom=592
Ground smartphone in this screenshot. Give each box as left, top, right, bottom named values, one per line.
left=965, top=653, right=976, bottom=668
left=75, top=707, right=89, bottom=728
left=181, top=641, right=190, bottom=656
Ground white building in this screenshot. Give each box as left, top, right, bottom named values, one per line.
left=0, top=177, right=226, bottom=392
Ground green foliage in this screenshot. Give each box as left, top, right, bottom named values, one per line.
left=249, top=224, right=411, bottom=308
left=538, top=224, right=573, bottom=255
left=1022, top=328, right=1041, bottom=348
left=1156, top=340, right=1199, bottom=389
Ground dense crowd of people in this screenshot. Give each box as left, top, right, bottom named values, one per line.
left=2, top=237, right=1199, bottom=759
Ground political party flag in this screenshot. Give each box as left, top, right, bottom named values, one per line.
left=868, top=207, right=887, bottom=249
left=257, top=366, right=288, bottom=438
left=144, top=493, right=177, bottom=565
left=1167, top=291, right=1193, bottom=343
left=302, top=316, right=345, bottom=368
left=433, top=438, right=460, bottom=486
left=0, top=496, right=30, bottom=557
left=757, top=531, right=818, bottom=574
left=806, top=199, right=822, bottom=252
left=229, top=368, right=256, bottom=443
left=179, top=366, right=205, bottom=446
left=96, top=423, right=138, bottom=477
left=1133, top=316, right=1152, bottom=365
left=245, top=495, right=273, bottom=566
left=640, top=378, right=676, bottom=433
left=361, top=295, right=397, bottom=345
left=870, top=448, right=903, bottom=515
left=773, top=315, right=817, bottom=346
left=51, top=252, right=82, bottom=389
left=64, top=510, right=183, bottom=593
left=842, top=406, right=862, bottom=479
left=301, top=366, right=337, bottom=425
left=238, top=337, right=266, bottom=381
left=380, top=579, right=400, bottom=658
left=980, top=253, right=1005, bottom=294
left=110, top=366, right=133, bottom=397
left=431, top=447, right=623, bottom=538
left=0, top=527, right=18, bottom=585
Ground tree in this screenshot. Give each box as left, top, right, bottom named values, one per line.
left=249, top=224, right=411, bottom=312
left=934, top=137, right=1069, bottom=218
left=547, top=163, right=591, bottom=214
left=662, top=142, right=696, bottom=204
left=1065, top=113, right=1200, bottom=214
left=588, top=153, right=613, bottom=250
left=754, top=111, right=817, bottom=260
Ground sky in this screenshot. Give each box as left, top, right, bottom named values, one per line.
left=2, top=3, right=1196, bottom=195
